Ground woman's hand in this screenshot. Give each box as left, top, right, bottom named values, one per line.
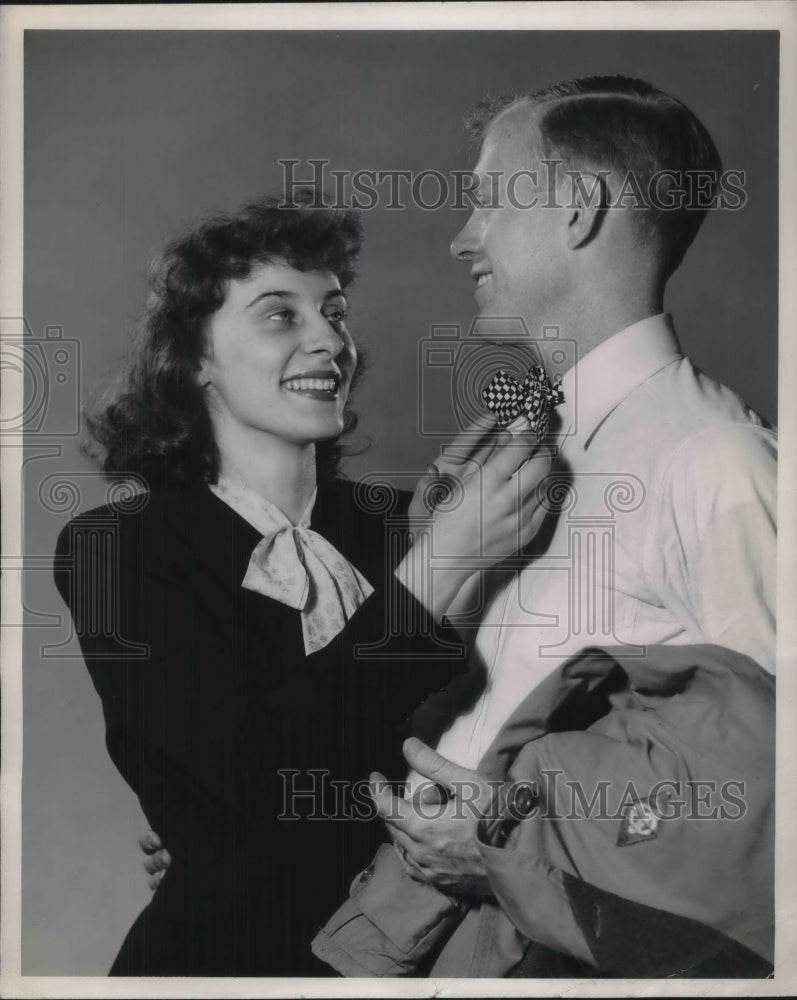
left=139, top=829, right=172, bottom=891
left=427, top=431, right=550, bottom=562
left=398, top=421, right=552, bottom=620
left=408, top=414, right=500, bottom=531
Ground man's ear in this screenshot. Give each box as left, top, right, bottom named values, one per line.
left=564, top=170, right=607, bottom=250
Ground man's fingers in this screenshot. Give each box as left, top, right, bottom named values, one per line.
left=390, top=830, right=430, bottom=883
left=401, top=738, right=486, bottom=798
left=390, top=825, right=429, bottom=869
left=368, top=772, right=415, bottom=831
left=410, top=780, right=448, bottom=807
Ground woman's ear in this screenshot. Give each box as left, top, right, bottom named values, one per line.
left=564, top=170, right=607, bottom=250
left=196, top=356, right=214, bottom=389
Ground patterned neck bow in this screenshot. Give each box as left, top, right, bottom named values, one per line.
left=482, top=363, right=565, bottom=438
left=210, top=475, right=374, bottom=655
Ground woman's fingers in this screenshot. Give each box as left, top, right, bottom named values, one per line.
left=140, top=829, right=171, bottom=891
left=411, top=417, right=505, bottom=520
left=143, top=847, right=172, bottom=875
left=433, top=415, right=501, bottom=476
left=516, top=449, right=553, bottom=494
left=138, top=829, right=162, bottom=854
left=148, top=869, right=167, bottom=892
left=471, top=441, right=552, bottom=551
left=520, top=494, right=549, bottom=544
left=441, top=414, right=499, bottom=460
left=420, top=423, right=553, bottom=573
left=481, top=432, right=539, bottom=487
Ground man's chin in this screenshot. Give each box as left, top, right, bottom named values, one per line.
left=471, top=313, right=534, bottom=345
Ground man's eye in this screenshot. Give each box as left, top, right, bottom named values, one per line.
left=325, top=308, right=348, bottom=324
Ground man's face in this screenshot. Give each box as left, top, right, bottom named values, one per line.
left=450, top=103, right=571, bottom=339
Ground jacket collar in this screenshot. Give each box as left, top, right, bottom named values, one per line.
left=560, top=313, right=683, bottom=451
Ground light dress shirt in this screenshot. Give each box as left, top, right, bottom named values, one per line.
left=430, top=313, right=777, bottom=773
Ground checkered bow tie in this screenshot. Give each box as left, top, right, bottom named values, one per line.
left=482, top=364, right=565, bottom=438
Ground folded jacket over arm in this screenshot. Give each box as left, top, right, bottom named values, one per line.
left=313, top=643, right=774, bottom=978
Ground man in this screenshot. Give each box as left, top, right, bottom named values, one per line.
left=311, top=76, right=777, bottom=977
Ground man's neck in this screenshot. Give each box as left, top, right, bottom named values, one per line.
left=539, top=283, right=665, bottom=374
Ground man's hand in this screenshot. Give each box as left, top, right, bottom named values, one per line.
left=369, top=737, right=496, bottom=900
left=138, top=829, right=172, bottom=891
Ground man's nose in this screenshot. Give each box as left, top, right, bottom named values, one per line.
left=450, top=215, right=480, bottom=261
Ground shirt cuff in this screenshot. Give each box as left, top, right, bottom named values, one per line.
left=311, top=843, right=465, bottom=977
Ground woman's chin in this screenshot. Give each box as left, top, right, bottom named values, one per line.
left=290, top=418, right=345, bottom=447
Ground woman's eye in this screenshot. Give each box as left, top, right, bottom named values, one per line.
left=267, top=309, right=295, bottom=324
left=325, top=308, right=348, bottom=325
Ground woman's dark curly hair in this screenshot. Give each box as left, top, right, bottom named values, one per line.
left=85, top=190, right=364, bottom=487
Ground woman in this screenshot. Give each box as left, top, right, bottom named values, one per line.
left=54, top=192, right=544, bottom=975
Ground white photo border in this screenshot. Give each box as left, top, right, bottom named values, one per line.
left=2, top=3, right=795, bottom=997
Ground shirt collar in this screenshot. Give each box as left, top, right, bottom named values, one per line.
left=560, top=313, right=683, bottom=450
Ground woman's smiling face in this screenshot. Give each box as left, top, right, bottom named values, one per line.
left=199, top=260, right=357, bottom=451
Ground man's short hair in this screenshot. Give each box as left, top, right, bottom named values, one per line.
left=466, top=76, right=724, bottom=276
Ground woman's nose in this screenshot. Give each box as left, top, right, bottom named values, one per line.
left=305, top=316, right=345, bottom=357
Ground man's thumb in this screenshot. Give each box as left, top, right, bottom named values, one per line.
left=402, top=737, right=473, bottom=793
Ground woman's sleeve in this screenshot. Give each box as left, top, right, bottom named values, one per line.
left=53, top=510, right=253, bottom=844
left=329, top=487, right=472, bottom=758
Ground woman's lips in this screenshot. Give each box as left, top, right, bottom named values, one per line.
left=281, top=374, right=341, bottom=401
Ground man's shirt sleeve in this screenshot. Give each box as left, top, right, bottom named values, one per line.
left=646, top=423, right=777, bottom=672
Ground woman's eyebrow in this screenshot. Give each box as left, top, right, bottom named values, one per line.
left=245, top=290, right=297, bottom=309
left=245, top=289, right=345, bottom=309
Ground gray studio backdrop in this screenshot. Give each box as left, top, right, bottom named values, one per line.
left=22, top=30, right=778, bottom=973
